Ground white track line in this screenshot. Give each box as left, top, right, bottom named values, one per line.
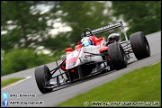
left=152, top=62, right=160, bottom=65
left=1, top=76, right=32, bottom=90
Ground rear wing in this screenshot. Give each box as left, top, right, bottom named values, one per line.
left=82, top=21, right=129, bottom=41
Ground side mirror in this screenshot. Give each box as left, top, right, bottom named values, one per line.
left=78, top=42, right=82, bottom=45
left=98, top=38, right=103, bottom=41
left=96, top=38, right=103, bottom=42
left=64, top=47, right=73, bottom=52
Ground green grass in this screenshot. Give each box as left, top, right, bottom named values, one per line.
left=56, top=62, right=161, bottom=107
left=1, top=78, right=24, bottom=88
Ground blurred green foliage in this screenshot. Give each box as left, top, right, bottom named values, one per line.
left=59, top=1, right=113, bottom=44
left=1, top=1, right=161, bottom=76
left=1, top=48, right=56, bottom=76
left=112, top=1, right=161, bottom=37
left=1, top=1, right=49, bottom=51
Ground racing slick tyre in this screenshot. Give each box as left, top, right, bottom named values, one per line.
left=108, top=42, right=127, bottom=70
left=35, top=65, right=53, bottom=93
left=130, top=31, right=150, bottom=60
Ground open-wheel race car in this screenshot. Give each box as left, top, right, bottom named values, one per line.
left=35, top=21, right=150, bottom=93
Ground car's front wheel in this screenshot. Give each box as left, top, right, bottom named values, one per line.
left=108, top=42, right=127, bottom=70
left=35, top=65, right=53, bottom=93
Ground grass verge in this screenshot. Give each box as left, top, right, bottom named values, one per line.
left=1, top=78, right=24, bottom=88
left=56, top=62, right=161, bottom=107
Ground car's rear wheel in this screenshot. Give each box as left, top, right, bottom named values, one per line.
left=108, top=42, right=127, bottom=70
left=35, top=65, right=53, bottom=93
left=130, top=31, right=150, bottom=60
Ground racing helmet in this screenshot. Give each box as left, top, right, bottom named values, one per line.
left=107, top=33, right=120, bottom=43
left=81, top=37, right=93, bottom=47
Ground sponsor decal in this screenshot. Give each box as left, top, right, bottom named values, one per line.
left=92, top=23, right=119, bottom=33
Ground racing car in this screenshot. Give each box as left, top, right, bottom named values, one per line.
left=35, top=21, right=150, bottom=93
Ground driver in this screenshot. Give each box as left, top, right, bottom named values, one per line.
left=80, top=28, right=99, bottom=46
left=81, top=37, right=94, bottom=47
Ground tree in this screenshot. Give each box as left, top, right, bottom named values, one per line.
left=1, top=48, right=56, bottom=76
left=1, top=1, right=114, bottom=51
left=112, top=1, right=161, bottom=37
left=57, top=1, right=114, bottom=46
left=1, top=1, right=57, bottom=51
left=1, top=1, right=116, bottom=75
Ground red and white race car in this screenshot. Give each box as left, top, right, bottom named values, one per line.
left=35, top=21, right=150, bottom=93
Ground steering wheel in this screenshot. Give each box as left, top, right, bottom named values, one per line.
left=82, top=28, right=94, bottom=38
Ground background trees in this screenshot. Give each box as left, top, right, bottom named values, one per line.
left=1, top=1, right=161, bottom=75
left=112, top=1, right=161, bottom=36
left=1, top=48, right=55, bottom=76
left=1, top=1, right=48, bottom=51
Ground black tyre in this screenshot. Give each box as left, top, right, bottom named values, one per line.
left=130, top=31, right=150, bottom=60
left=108, top=42, right=127, bottom=70
left=35, top=65, right=53, bottom=93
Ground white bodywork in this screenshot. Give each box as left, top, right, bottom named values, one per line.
left=66, top=45, right=104, bottom=70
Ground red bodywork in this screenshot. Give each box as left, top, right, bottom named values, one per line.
left=60, top=36, right=109, bottom=72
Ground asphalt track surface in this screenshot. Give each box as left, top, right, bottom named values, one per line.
left=1, top=31, right=161, bottom=107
